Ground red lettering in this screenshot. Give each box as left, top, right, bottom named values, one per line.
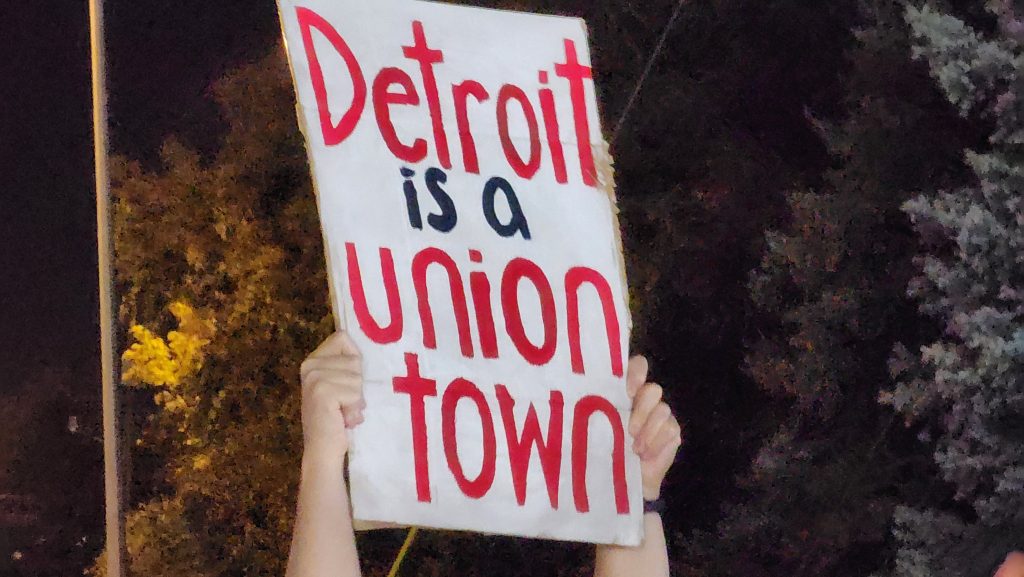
left=538, top=71, right=568, bottom=184
left=294, top=12, right=602, bottom=187
left=572, top=396, right=629, bottom=514
left=373, top=67, right=428, bottom=163
left=393, top=353, right=438, bottom=503
left=497, top=84, right=542, bottom=180
left=452, top=81, right=490, bottom=174
left=501, top=258, right=557, bottom=366
left=392, top=355, right=630, bottom=513
left=295, top=7, right=366, bottom=146
left=565, top=267, right=623, bottom=377
left=554, top=39, right=597, bottom=186
left=345, top=243, right=403, bottom=344
left=442, top=378, right=497, bottom=499
left=402, top=21, right=451, bottom=169
left=496, top=385, right=564, bottom=508
left=468, top=250, right=499, bottom=359
left=412, top=247, right=474, bottom=358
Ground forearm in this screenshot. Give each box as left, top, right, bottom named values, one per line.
left=286, top=448, right=361, bottom=577
left=594, top=513, right=670, bottom=577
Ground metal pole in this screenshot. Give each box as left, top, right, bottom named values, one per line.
left=89, top=0, right=126, bottom=574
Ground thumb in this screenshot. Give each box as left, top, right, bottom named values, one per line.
left=626, top=355, right=649, bottom=399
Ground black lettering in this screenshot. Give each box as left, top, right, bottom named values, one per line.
left=482, top=176, right=531, bottom=240
left=401, top=167, right=423, bottom=230
left=425, top=167, right=457, bottom=233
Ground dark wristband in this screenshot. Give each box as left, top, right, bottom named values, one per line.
left=643, top=498, right=666, bottom=515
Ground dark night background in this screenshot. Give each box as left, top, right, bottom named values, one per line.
left=1, top=0, right=281, bottom=385
left=1, top=0, right=282, bottom=571
left=3, top=0, right=1020, bottom=576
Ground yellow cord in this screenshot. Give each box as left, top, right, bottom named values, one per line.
left=386, top=527, right=419, bottom=577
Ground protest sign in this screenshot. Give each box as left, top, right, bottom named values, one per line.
left=277, top=0, right=641, bottom=545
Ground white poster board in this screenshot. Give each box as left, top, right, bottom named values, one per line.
left=278, top=0, right=641, bottom=545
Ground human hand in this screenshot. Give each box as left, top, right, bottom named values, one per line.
left=626, top=356, right=683, bottom=502
left=995, top=552, right=1024, bottom=577
left=299, top=332, right=365, bottom=458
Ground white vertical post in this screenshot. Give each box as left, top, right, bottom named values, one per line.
left=88, top=0, right=126, bottom=575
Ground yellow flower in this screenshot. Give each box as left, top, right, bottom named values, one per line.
left=121, top=301, right=215, bottom=389
left=122, top=326, right=179, bottom=387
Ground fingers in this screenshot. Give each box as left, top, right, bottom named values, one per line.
left=303, top=369, right=363, bottom=406
left=641, top=414, right=682, bottom=460
left=635, top=399, right=672, bottom=455
left=305, top=370, right=366, bottom=431
left=301, top=355, right=361, bottom=381
left=629, top=382, right=663, bottom=438
left=307, top=331, right=362, bottom=361
left=302, top=333, right=367, bottom=431
left=626, top=355, right=649, bottom=399
left=661, top=428, right=684, bottom=460
left=302, top=334, right=366, bottom=429
left=629, top=377, right=683, bottom=460
left=343, top=397, right=367, bottom=429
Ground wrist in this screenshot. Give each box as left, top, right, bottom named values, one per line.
left=302, top=440, right=347, bottom=471
left=643, top=497, right=666, bottom=516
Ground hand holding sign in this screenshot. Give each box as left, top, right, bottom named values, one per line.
left=626, top=356, right=683, bottom=502
left=300, top=332, right=365, bottom=456
left=298, top=338, right=683, bottom=513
